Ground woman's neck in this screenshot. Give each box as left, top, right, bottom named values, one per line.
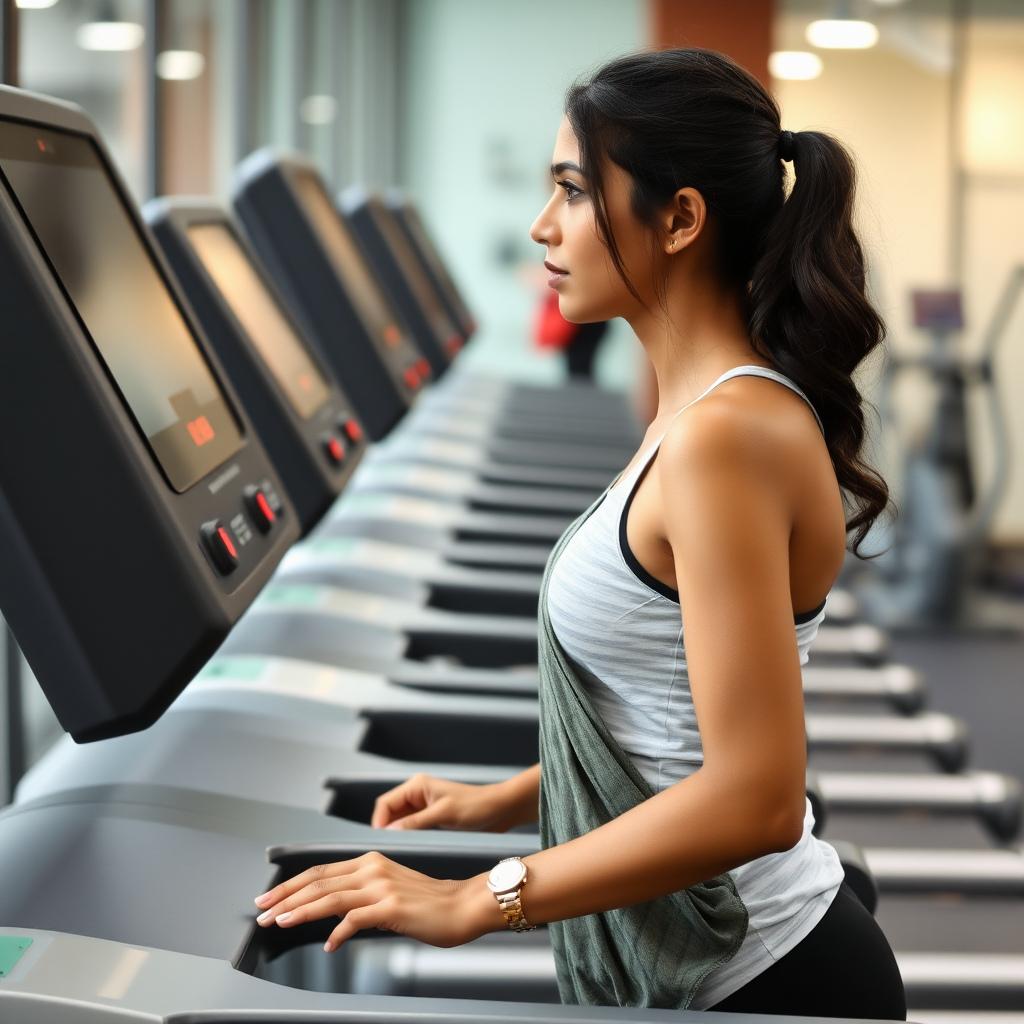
left=629, top=268, right=768, bottom=421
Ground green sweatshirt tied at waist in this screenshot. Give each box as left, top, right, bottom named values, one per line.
left=537, top=494, right=749, bottom=1009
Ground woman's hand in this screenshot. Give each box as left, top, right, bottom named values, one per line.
left=371, top=765, right=541, bottom=832
left=254, top=852, right=500, bottom=951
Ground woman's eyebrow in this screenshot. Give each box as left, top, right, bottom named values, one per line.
left=551, top=160, right=584, bottom=176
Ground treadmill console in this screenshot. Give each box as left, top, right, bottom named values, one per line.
left=146, top=199, right=367, bottom=535
left=386, top=188, right=477, bottom=341
left=341, top=185, right=463, bottom=376
left=234, top=150, right=428, bottom=440
left=0, top=87, right=298, bottom=741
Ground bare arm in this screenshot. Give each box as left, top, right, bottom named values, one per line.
left=255, top=401, right=817, bottom=949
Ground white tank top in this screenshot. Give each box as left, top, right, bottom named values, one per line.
left=547, top=366, right=844, bottom=1009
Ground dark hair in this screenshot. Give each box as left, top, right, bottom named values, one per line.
left=565, top=48, right=889, bottom=553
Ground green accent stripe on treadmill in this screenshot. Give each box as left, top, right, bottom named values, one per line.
left=259, top=585, right=323, bottom=606
left=308, top=537, right=359, bottom=556
left=0, top=936, right=32, bottom=977
left=199, top=657, right=268, bottom=681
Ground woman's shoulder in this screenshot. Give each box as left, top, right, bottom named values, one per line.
left=659, top=374, right=824, bottom=481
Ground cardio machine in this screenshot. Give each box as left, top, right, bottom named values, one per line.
left=854, top=282, right=1020, bottom=627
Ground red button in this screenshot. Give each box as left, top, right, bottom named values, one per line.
left=201, top=520, right=239, bottom=574
left=444, top=335, right=464, bottom=357
left=322, top=433, right=346, bottom=465
left=414, top=357, right=431, bottom=380
left=403, top=366, right=421, bottom=389
left=243, top=484, right=276, bottom=534
left=338, top=416, right=363, bottom=443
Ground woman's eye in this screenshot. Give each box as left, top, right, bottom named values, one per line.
left=557, top=179, right=584, bottom=201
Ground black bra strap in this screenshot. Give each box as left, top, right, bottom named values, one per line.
left=618, top=465, right=830, bottom=624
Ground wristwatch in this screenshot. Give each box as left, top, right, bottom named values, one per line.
left=487, top=857, right=535, bottom=932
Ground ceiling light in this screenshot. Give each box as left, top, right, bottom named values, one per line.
left=156, top=50, right=205, bottom=81
left=76, top=21, right=145, bottom=52
left=806, top=19, right=879, bottom=49
left=16, top=0, right=60, bottom=9
left=769, top=51, right=824, bottom=80
left=300, top=95, right=337, bottom=125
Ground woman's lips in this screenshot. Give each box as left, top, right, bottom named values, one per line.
left=544, top=260, right=568, bottom=288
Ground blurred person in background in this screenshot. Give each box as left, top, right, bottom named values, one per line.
left=534, top=288, right=610, bottom=380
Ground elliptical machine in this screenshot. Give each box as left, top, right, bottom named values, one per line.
left=854, top=271, right=1021, bottom=627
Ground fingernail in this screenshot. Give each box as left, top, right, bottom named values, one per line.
left=256, top=911, right=273, bottom=924
left=255, top=894, right=271, bottom=907
left=275, top=912, right=291, bottom=925
left=323, top=941, right=333, bottom=952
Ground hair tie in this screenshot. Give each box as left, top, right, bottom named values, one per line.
left=778, top=130, right=795, bottom=162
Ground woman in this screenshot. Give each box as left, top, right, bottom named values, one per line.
left=254, top=49, right=904, bottom=1019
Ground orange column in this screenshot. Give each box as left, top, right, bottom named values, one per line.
left=650, top=0, right=774, bottom=87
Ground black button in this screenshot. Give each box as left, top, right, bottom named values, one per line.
left=322, top=432, right=346, bottom=465
left=243, top=484, right=276, bottom=534
left=201, top=520, right=239, bottom=574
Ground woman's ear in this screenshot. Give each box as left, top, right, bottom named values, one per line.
left=663, top=187, right=706, bottom=255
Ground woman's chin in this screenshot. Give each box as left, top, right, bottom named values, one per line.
left=556, top=298, right=605, bottom=325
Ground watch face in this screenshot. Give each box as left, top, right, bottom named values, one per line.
left=487, top=858, right=527, bottom=894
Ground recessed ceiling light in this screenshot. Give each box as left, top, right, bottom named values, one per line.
left=769, top=51, right=824, bottom=80
left=806, top=19, right=879, bottom=49
left=16, top=0, right=60, bottom=9
left=156, top=50, right=205, bottom=81
left=76, top=21, right=145, bottom=52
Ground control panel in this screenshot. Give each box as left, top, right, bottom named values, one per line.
left=386, top=188, right=477, bottom=342
left=234, top=150, right=427, bottom=440
left=0, top=86, right=298, bottom=741
left=146, top=199, right=368, bottom=535
left=342, top=185, right=463, bottom=377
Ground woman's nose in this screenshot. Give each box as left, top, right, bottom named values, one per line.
left=530, top=196, right=559, bottom=246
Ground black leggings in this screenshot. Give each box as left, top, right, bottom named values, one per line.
left=709, top=884, right=906, bottom=1020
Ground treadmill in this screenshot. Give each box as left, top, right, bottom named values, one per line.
left=132, top=199, right=564, bottom=672
left=341, top=184, right=465, bottom=378
left=0, top=92, right=298, bottom=742
left=144, top=197, right=367, bottom=536
left=233, top=149, right=428, bottom=440
left=386, top=186, right=477, bottom=343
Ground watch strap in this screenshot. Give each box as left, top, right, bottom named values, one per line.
left=495, top=889, right=535, bottom=932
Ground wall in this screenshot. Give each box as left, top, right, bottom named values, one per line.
left=399, top=0, right=647, bottom=388
left=653, top=0, right=772, bottom=84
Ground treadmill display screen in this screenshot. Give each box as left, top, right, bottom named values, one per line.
left=290, top=170, right=420, bottom=365
left=399, top=202, right=472, bottom=329
left=186, top=222, right=332, bottom=420
left=0, top=121, right=243, bottom=492
left=372, top=201, right=454, bottom=333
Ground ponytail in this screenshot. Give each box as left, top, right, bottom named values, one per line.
left=749, top=131, right=888, bottom=552
left=565, top=49, right=890, bottom=554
